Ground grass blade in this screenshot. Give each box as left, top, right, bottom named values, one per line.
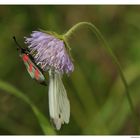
left=0, top=80, right=56, bottom=135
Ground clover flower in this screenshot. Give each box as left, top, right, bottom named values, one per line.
left=25, top=31, right=74, bottom=130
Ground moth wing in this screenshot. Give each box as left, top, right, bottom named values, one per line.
left=23, top=58, right=47, bottom=85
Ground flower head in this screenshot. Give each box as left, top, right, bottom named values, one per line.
left=25, top=31, right=74, bottom=74
left=24, top=31, right=74, bottom=130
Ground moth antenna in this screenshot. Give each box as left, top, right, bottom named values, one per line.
left=13, top=36, right=22, bottom=50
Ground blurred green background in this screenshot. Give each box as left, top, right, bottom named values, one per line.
left=0, top=5, right=140, bottom=135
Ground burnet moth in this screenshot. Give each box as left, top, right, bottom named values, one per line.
left=13, top=36, right=47, bottom=86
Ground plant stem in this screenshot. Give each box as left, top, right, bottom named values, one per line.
left=63, top=22, right=140, bottom=133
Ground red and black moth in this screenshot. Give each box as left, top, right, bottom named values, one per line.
left=13, top=36, right=47, bottom=86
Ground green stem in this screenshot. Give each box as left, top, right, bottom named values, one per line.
left=63, top=22, right=140, bottom=133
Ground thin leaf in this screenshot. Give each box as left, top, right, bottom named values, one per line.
left=0, top=80, right=56, bottom=135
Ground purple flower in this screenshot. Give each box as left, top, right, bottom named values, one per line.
left=25, top=31, right=74, bottom=74
left=24, top=31, right=74, bottom=130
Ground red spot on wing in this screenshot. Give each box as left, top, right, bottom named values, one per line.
left=35, top=69, right=40, bottom=80
left=22, top=54, right=29, bottom=62
left=29, top=63, right=33, bottom=72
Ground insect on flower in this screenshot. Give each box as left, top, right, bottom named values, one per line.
left=13, top=36, right=47, bottom=86
left=25, top=31, right=74, bottom=130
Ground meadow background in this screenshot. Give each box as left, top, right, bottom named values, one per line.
left=0, top=5, right=140, bottom=135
